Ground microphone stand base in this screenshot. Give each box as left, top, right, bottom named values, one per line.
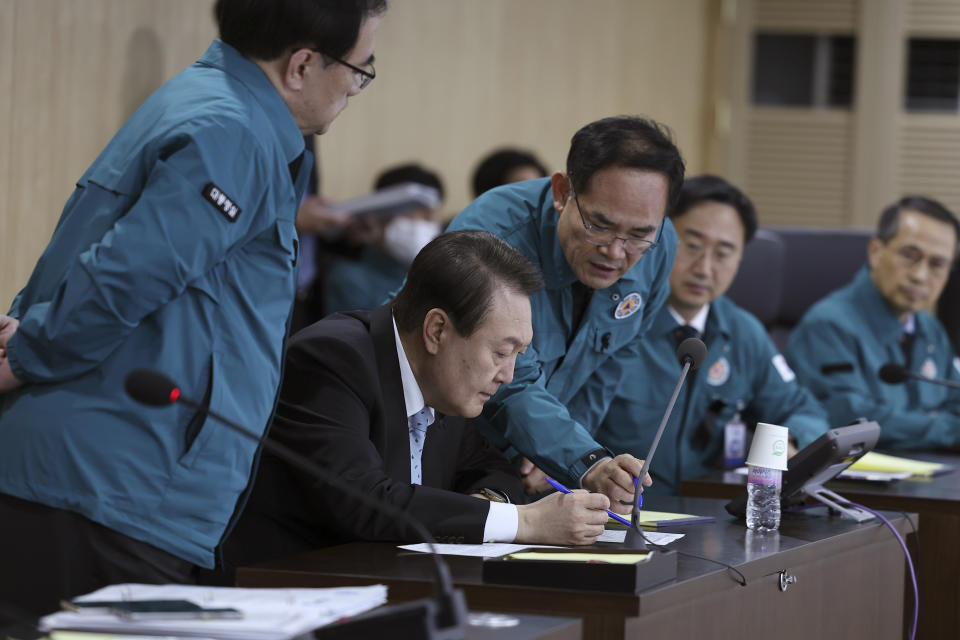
left=622, top=526, right=650, bottom=551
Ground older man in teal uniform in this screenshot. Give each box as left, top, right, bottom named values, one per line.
left=787, top=196, right=960, bottom=450
left=0, top=0, right=385, bottom=623
left=446, top=116, right=682, bottom=510
left=594, top=175, right=829, bottom=495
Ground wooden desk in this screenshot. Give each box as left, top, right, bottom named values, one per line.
left=683, top=452, right=960, bottom=640
left=238, top=496, right=909, bottom=640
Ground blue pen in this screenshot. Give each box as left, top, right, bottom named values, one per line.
left=544, top=477, right=633, bottom=528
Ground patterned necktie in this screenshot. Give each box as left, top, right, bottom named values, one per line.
left=408, top=406, right=432, bottom=485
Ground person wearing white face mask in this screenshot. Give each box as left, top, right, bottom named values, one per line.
left=383, top=214, right=443, bottom=266
left=322, top=163, right=443, bottom=314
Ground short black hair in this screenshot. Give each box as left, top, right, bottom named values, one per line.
left=472, top=148, right=548, bottom=198
left=374, top=163, right=445, bottom=201
left=566, top=115, right=685, bottom=213
left=672, top=174, right=758, bottom=244
left=393, top=231, right=544, bottom=337
left=877, top=195, right=960, bottom=249
left=214, top=0, right=387, bottom=61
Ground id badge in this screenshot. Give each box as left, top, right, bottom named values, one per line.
left=724, top=418, right=746, bottom=468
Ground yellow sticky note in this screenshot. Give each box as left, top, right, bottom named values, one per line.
left=52, top=633, right=128, bottom=640
left=507, top=552, right=649, bottom=564
left=606, top=511, right=713, bottom=529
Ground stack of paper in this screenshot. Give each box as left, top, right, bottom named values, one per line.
left=40, top=583, right=388, bottom=640
left=397, top=529, right=684, bottom=557
left=848, top=451, right=950, bottom=477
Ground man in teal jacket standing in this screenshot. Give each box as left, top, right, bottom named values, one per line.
left=597, top=175, right=830, bottom=495
left=447, top=116, right=683, bottom=510
left=787, top=196, right=960, bottom=450
left=0, top=0, right=385, bottom=623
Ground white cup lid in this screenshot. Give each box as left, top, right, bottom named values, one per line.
left=745, top=422, right=789, bottom=470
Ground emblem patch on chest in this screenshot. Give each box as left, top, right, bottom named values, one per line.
left=706, top=356, right=731, bottom=386
left=921, top=357, right=937, bottom=379
left=614, top=292, right=642, bottom=319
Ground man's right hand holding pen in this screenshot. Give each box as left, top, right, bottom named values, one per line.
left=512, top=453, right=653, bottom=545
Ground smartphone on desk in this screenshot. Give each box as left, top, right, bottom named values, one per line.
left=62, top=598, right=243, bottom=620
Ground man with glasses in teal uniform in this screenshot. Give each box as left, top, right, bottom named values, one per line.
left=788, top=196, right=960, bottom=449
left=595, top=175, right=830, bottom=495
left=446, top=116, right=683, bottom=511
left=0, top=0, right=385, bottom=623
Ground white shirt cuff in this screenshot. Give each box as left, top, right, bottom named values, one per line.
left=482, top=501, right=519, bottom=542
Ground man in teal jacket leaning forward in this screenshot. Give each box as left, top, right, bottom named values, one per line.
left=788, top=196, right=960, bottom=450
left=596, top=175, right=830, bottom=495
left=446, top=116, right=682, bottom=510
left=0, top=0, right=385, bottom=624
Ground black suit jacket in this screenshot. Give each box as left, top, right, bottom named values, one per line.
left=225, top=304, right=524, bottom=568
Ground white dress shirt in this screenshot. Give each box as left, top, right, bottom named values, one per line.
left=392, top=316, right=519, bottom=542
left=668, top=303, right=710, bottom=334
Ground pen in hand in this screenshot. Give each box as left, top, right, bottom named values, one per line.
left=544, top=476, right=633, bottom=528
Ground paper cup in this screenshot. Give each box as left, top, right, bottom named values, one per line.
left=745, top=422, right=789, bottom=470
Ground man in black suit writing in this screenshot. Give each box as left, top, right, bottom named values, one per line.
left=226, top=230, right=610, bottom=568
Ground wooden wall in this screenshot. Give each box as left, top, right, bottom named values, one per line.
left=0, top=0, right=710, bottom=311
left=0, top=0, right=217, bottom=311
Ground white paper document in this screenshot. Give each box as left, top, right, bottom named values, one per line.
left=597, top=529, right=685, bottom=545
left=398, top=531, right=684, bottom=557
left=40, top=583, right=388, bottom=640
left=397, top=542, right=562, bottom=557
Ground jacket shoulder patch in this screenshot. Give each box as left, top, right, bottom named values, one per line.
left=202, top=182, right=242, bottom=222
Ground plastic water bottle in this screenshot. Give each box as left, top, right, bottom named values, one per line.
left=746, top=465, right=781, bottom=531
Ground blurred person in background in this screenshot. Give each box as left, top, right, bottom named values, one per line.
left=472, top=147, right=548, bottom=198
left=788, top=196, right=960, bottom=450
left=322, top=163, right=444, bottom=314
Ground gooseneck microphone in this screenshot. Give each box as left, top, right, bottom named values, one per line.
left=625, top=337, right=708, bottom=550
left=878, top=362, right=960, bottom=391
left=125, top=369, right=467, bottom=640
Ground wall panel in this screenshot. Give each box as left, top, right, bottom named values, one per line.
left=743, top=109, right=854, bottom=225
left=899, top=117, right=960, bottom=212
left=1, top=0, right=710, bottom=310
left=754, top=0, right=858, bottom=32
left=0, top=0, right=14, bottom=310
left=1, top=0, right=216, bottom=309
left=907, top=0, right=960, bottom=34
left=318, top=0, right=709, bottom=217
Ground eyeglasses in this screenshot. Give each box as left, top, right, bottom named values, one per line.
left=891, top=244, right=953, bottom=278
left=313, top=49, right=376, bottom=90
left=573, top=192, right=661, bottom=256
left=676, top=239, right=740, bottom=272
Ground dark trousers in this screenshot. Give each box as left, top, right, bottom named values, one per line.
left=0, top=492, right=198, bottom=627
